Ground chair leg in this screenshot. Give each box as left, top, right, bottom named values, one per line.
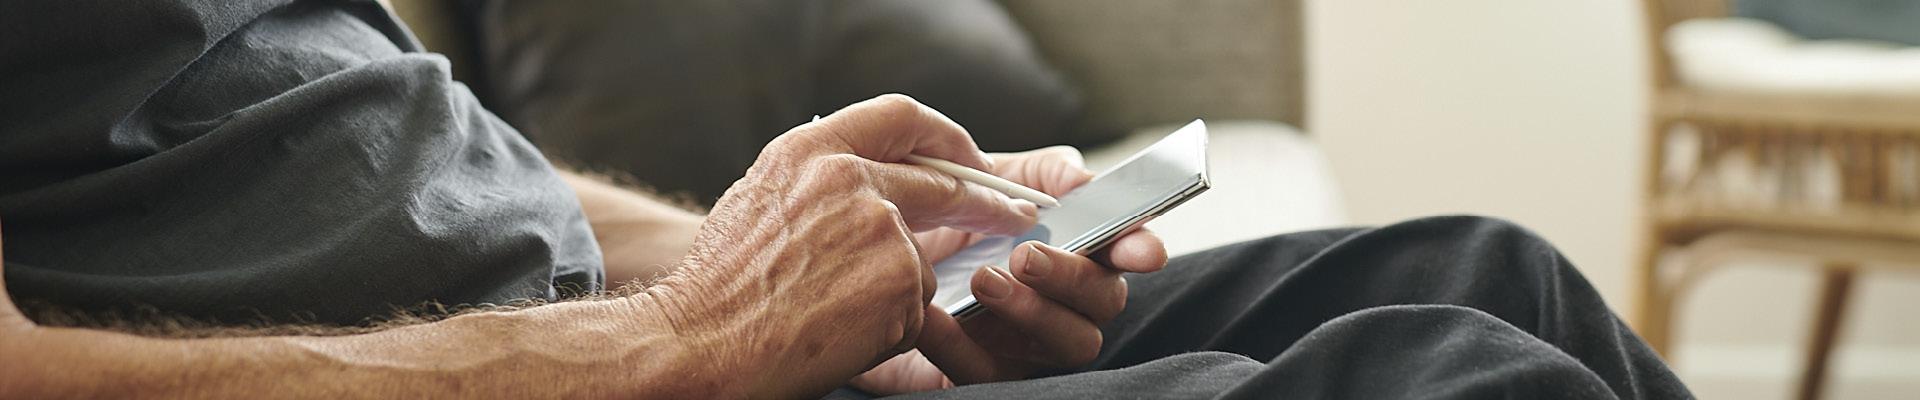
left=1635, top=228, right=1673, bottom=356
left=1797, top=264, right=1856, bottom=400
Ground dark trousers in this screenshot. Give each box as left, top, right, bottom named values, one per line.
left=849, top=216, right=1692, bottom=399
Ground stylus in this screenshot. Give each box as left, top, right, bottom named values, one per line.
left=901, top=155, right=1061, bottom=208
left=812, top=115, right=1062, bottom=208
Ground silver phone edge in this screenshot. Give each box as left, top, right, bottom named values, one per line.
left=948, top=179, right=1211, bottom=322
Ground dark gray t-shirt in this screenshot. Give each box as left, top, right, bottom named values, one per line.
left=0, top=0, right=604, bottom=326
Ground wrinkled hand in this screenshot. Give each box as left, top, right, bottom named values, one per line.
left=851, top=147, right=1170, bottom=394
left=645, top=95, right=1040, bottom=398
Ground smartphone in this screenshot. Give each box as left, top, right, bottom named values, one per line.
left=933, top=119, right=1211, bottom=320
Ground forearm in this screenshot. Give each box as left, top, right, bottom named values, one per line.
left=557, top=171, right=705, bottom=288
left=2, top=296, right=728, bottom=398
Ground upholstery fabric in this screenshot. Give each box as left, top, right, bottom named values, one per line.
left=467, top=0, right=1085, bottom=205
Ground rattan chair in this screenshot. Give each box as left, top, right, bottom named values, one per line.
left=1637, top=1, right=1920, bottom=399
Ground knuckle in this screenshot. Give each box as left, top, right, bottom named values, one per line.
left=801, top=154, right=871, bottom=191
left=871, top=93, right=923, bottom=114
left=1103, top=278, right=1129, bottom=320
left=1067, top=331, right=1103, bottom=366
left=1047, top=253, right=1091, bottom=282
left=863, top=198, right=903, bottom=222
left=1040, top=145, right=1082, bottom=160
left=866, top=94, right=927, bottom=128
left=811, top=153, right=869, bottom=176
left=1074, top=342, right=1102, bottom=366
left=932, top=173, right=974, bottom=211
left=851, top=199, right=912, bottom=245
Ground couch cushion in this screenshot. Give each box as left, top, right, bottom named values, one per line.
left=997, top=0, right=1305, bottom=136
left=467, top=0, right=1083, bottom=204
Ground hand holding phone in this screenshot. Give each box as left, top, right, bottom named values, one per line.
left=933, top=120, right=1211, bottom=320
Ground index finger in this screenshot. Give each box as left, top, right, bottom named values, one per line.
left=990, top=146, right=1093, bottom=196
left=858, top=158, right=1039, bottom=236
left=805, top=94, right=993, bottom=171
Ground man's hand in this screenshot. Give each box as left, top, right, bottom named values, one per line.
left=643, top=94, right=1043, bottom=398
left=850, top=147, right=1171, bottom=394
left=0, top=95, right=1036, bottom=399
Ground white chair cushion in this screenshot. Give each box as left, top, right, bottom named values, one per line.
left=1668, top=18, right=1920, bottom=97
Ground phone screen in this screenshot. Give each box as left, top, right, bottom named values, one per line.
left=933, top=120, right=1210, bottom=318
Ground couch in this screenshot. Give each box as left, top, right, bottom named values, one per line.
left=386, top=0, right=1346, bottom=255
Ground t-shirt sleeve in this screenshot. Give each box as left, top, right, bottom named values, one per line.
left=0, top=0, right=604, bottom=326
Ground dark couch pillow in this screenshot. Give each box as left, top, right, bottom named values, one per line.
left=466, top=0, right=1084, bottom=205
left=1736, top=0, right=1920, bottom=45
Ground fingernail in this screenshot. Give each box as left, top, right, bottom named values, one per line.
left=1008, top=199, right=1038, bottom=218
left=1020, top=244, right=1051, bottom=279
left=977, top=266, right=1013, bottom=300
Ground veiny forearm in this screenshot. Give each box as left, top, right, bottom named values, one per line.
left=558, top=171, right=705, bottom=289
left=0, top=296, right=732, bottom=398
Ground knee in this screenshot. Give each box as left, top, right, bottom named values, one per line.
left=1406, top=215, right=1538, bottom=240
left=1284, top=305, right=1615, bottom=398
left=1404, top=215, right=1554, bottom=253
left=1382, top=215, right=1573, bottom=278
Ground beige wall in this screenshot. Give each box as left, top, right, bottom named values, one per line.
left=1306, top=1, right=1919, bottom=398
left=1308, top=0, right=1645, bottom=318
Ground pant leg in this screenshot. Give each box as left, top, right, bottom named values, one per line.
left=886, top=305, right=1619, bottom=399
left=1080, top=215, right=1688, bottom=399
left=1217, top=305, right=1619, bottom=399
left=866, top=215, right=1689, bottom=399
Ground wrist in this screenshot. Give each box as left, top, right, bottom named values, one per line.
left=625, top=283, right=752, bottom=398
